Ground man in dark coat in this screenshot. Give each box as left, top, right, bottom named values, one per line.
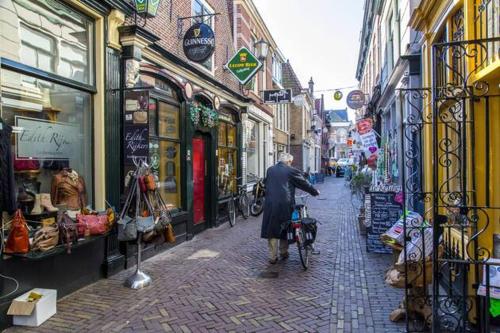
left=261, top=153, right=319, bottom=264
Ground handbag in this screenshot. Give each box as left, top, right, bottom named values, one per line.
left=76, top=214, right=108, bottom=237
left=4, top=210, right=30, bottom=254
left=133, top=111, right=148, bottom=124
left=165, top=224, right=176, bottom=244
left=57, top=212, right=79, bottom=254
left=138, top=176, right=148, bottom=193
left=136, top=215, right=155, bottom=233
left=32, top=224, right=59, bottom=252
left=117, top=215, right=137, bottom=241
left=144, top=174, right=156, bottom=191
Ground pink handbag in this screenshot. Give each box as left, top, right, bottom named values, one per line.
left=76, top=214, right=108, bottom=237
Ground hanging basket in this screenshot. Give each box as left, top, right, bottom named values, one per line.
left=189, top=105, right=200, bottom=126
left=200, top=105, right=218, bottom=128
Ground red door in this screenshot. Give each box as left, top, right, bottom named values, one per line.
left=193, top=137, right=206, bottom=224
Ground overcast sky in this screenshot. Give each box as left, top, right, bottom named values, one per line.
left=253, top=0, right=364, bottom=115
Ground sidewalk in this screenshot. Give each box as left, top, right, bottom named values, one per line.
left=5, top=177, right=404, bottom=333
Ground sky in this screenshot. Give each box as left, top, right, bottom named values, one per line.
left=253, top=0, right=365, bottom=118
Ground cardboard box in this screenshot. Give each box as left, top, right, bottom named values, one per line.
left=8, top=289, right=57, bottom=327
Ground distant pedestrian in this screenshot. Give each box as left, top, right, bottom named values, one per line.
left=261, top=153, right=320, bottom=264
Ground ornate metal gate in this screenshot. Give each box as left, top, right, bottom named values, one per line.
left=431, top=37, right=500, bottom=332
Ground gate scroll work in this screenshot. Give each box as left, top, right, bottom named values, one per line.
left=400, top=37, right=500, bottom=332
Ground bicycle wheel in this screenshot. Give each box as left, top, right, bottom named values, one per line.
left=228, top=197, right=236, bottom=227
left=238, top=192, right=250, bottom=219
left=297, top=228, right=310, bottom=270
left=250, top=197, right=264, bottom=216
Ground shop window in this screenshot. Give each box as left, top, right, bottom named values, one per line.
left=149, top=99, right=182, bottom=210
left=218, top=113, right=238, bottom=197
left=1, top=69, right=93, bottom=210
left=1, top=0, right=94, bottom=85
left=246, top=119, right=259, bottom=182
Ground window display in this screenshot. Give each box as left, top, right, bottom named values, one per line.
left=218, top=112, right=238, bottom=197
left=246, top=119, right=259, bottom=182
left=1, top=70, right=93, bottom=215
left=149, top=99, right=181, bottom=209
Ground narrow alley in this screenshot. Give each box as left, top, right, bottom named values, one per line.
left=6, top=177, right=403, bottom=333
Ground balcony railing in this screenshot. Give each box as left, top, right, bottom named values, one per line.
left=474, top=0, right=499, bottom=68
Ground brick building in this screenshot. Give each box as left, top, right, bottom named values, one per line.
left=282, top=61, right=318, bottom=172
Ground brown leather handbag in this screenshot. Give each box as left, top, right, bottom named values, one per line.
left=4, top=210, right=30, bottom=254
left=57, top=212, right=79, bottom=254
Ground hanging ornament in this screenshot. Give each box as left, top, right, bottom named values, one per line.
left=334, top=90, right=343, bottom=101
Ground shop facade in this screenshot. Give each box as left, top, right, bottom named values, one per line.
left=0, top=0, right=132, bottom=328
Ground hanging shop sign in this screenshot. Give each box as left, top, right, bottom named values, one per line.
left=356, top=118, right=373, bottom=135
left=226, top=47, right=262, bottom=85
left=134, top=0, right=161, bottom=18
left=124, top=90, right=150, bottom=165
left=263, top=89, right=293, bottom=104
left=346, top=90, right=366, bottom=109
left=333, top=90, right=343, bottom=101
left=183, top=22, right=216, bottom=63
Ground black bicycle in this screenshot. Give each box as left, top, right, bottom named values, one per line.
left=228, top=178, right=250, bottom=227
left=250, top=177, right=265, bottom=216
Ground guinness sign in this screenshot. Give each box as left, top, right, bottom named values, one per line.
left=183, top=23, right=215, bottom=63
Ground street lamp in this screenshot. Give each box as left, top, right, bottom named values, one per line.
left=134, top=0, right=161, bottom=18
left=254, top=38, right=269, bottom=61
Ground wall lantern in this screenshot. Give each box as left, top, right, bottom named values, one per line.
left=134, top=0, right=161, bottom=18
left=254, top=38, right=269, bottom=62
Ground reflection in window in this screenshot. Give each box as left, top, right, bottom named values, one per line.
left=1, top=0, right=94, bottom=85
left=218, top=115, right=238, bottom=196
left=246, top=120, right=259, bottom=182
left=0, top=69, right=93, bottom=206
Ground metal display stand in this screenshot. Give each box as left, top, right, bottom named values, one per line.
left=124, top=162, right=152, bottom=290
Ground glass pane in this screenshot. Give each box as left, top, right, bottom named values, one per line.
left=148, top=99, right=157, bottom=137
left=1, top=69, right=93, bottom=209
left=246, top=120, right=259, bottom=181
left=227, top=124, right=236, bottom=148
left=158, top=102, right=179, bottom=139
left=1, top=0, right=94, bottom=85
left=218, top=148, right=237, bottom=196
left=218, top=122, right=227, bottom=146
left=157, top=141, right=181, bottom=208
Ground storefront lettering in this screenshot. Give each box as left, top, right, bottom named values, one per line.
left=16, top=117, right=77, bottom=159
left=125, top=128, right=149, bottom=153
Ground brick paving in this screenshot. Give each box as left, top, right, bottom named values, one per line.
left=4, top=177, right=404, bottom=333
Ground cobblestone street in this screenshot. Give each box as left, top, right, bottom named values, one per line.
left=5, top=177, right=404, bottom=333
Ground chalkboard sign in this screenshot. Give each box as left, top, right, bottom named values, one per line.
left=366, top=192, right=402, bottom=253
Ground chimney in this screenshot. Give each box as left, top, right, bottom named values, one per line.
left=308, top=77, right=314, bottom=95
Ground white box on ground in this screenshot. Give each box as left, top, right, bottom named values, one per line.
left=8, top=288, right=57, bottom=327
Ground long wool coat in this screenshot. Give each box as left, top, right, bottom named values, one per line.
left=260, top=162, right=319, bottom=239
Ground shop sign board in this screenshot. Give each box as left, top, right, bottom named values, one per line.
left=134, top=0, right=161, bottom=17
left=263, top=89, right=293, bottom=104
left=183, top=22, right=216, bottom=63
left=333, top=90, right=343, bottom=101
left=367, top=192, right=402, bottom=253
left=346, top=90, right=365, bottom=109
left=226, top=47, right=262, bottom=85
left=124, top=90, right=150, bottom=165
left=356, top=118, right=373, bottom=135
left=15, top=117, right=78, bottom=160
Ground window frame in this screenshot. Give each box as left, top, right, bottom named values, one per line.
left=191, top=0, right=216, bottom=75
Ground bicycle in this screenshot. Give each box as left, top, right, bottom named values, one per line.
left=250, top=177, right=265, bottom=216
left=228, top=178, right=250, bottom=227
left=287, top=194, right=317, bottom=270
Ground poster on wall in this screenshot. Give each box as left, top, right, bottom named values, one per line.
left=124, top=90, right=150, bottom=166
left=15, top=116, right=79, bottom=160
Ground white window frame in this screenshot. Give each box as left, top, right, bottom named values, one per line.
left=191, top=0, right=215, bottom=75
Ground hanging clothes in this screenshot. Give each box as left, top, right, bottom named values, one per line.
left=0, top=120, right=16, bottom=213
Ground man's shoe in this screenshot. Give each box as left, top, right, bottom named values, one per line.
left=280, top=252, right=289, bottom=260
left=269, top=258, right=278, bottom=265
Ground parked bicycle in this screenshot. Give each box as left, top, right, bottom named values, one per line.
left=250, top=177, right=265, bottom=216
left=228, top=178, right=250, bottom=227
left=287, top=194, right=318, bottom=270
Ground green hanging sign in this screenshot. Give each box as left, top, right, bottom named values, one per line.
left=134, top=0, right=161, bottom=17
left=226, top=47, right=262, bottom=85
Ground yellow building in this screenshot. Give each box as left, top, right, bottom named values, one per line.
left=410, top=0, right=499, bottom=330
